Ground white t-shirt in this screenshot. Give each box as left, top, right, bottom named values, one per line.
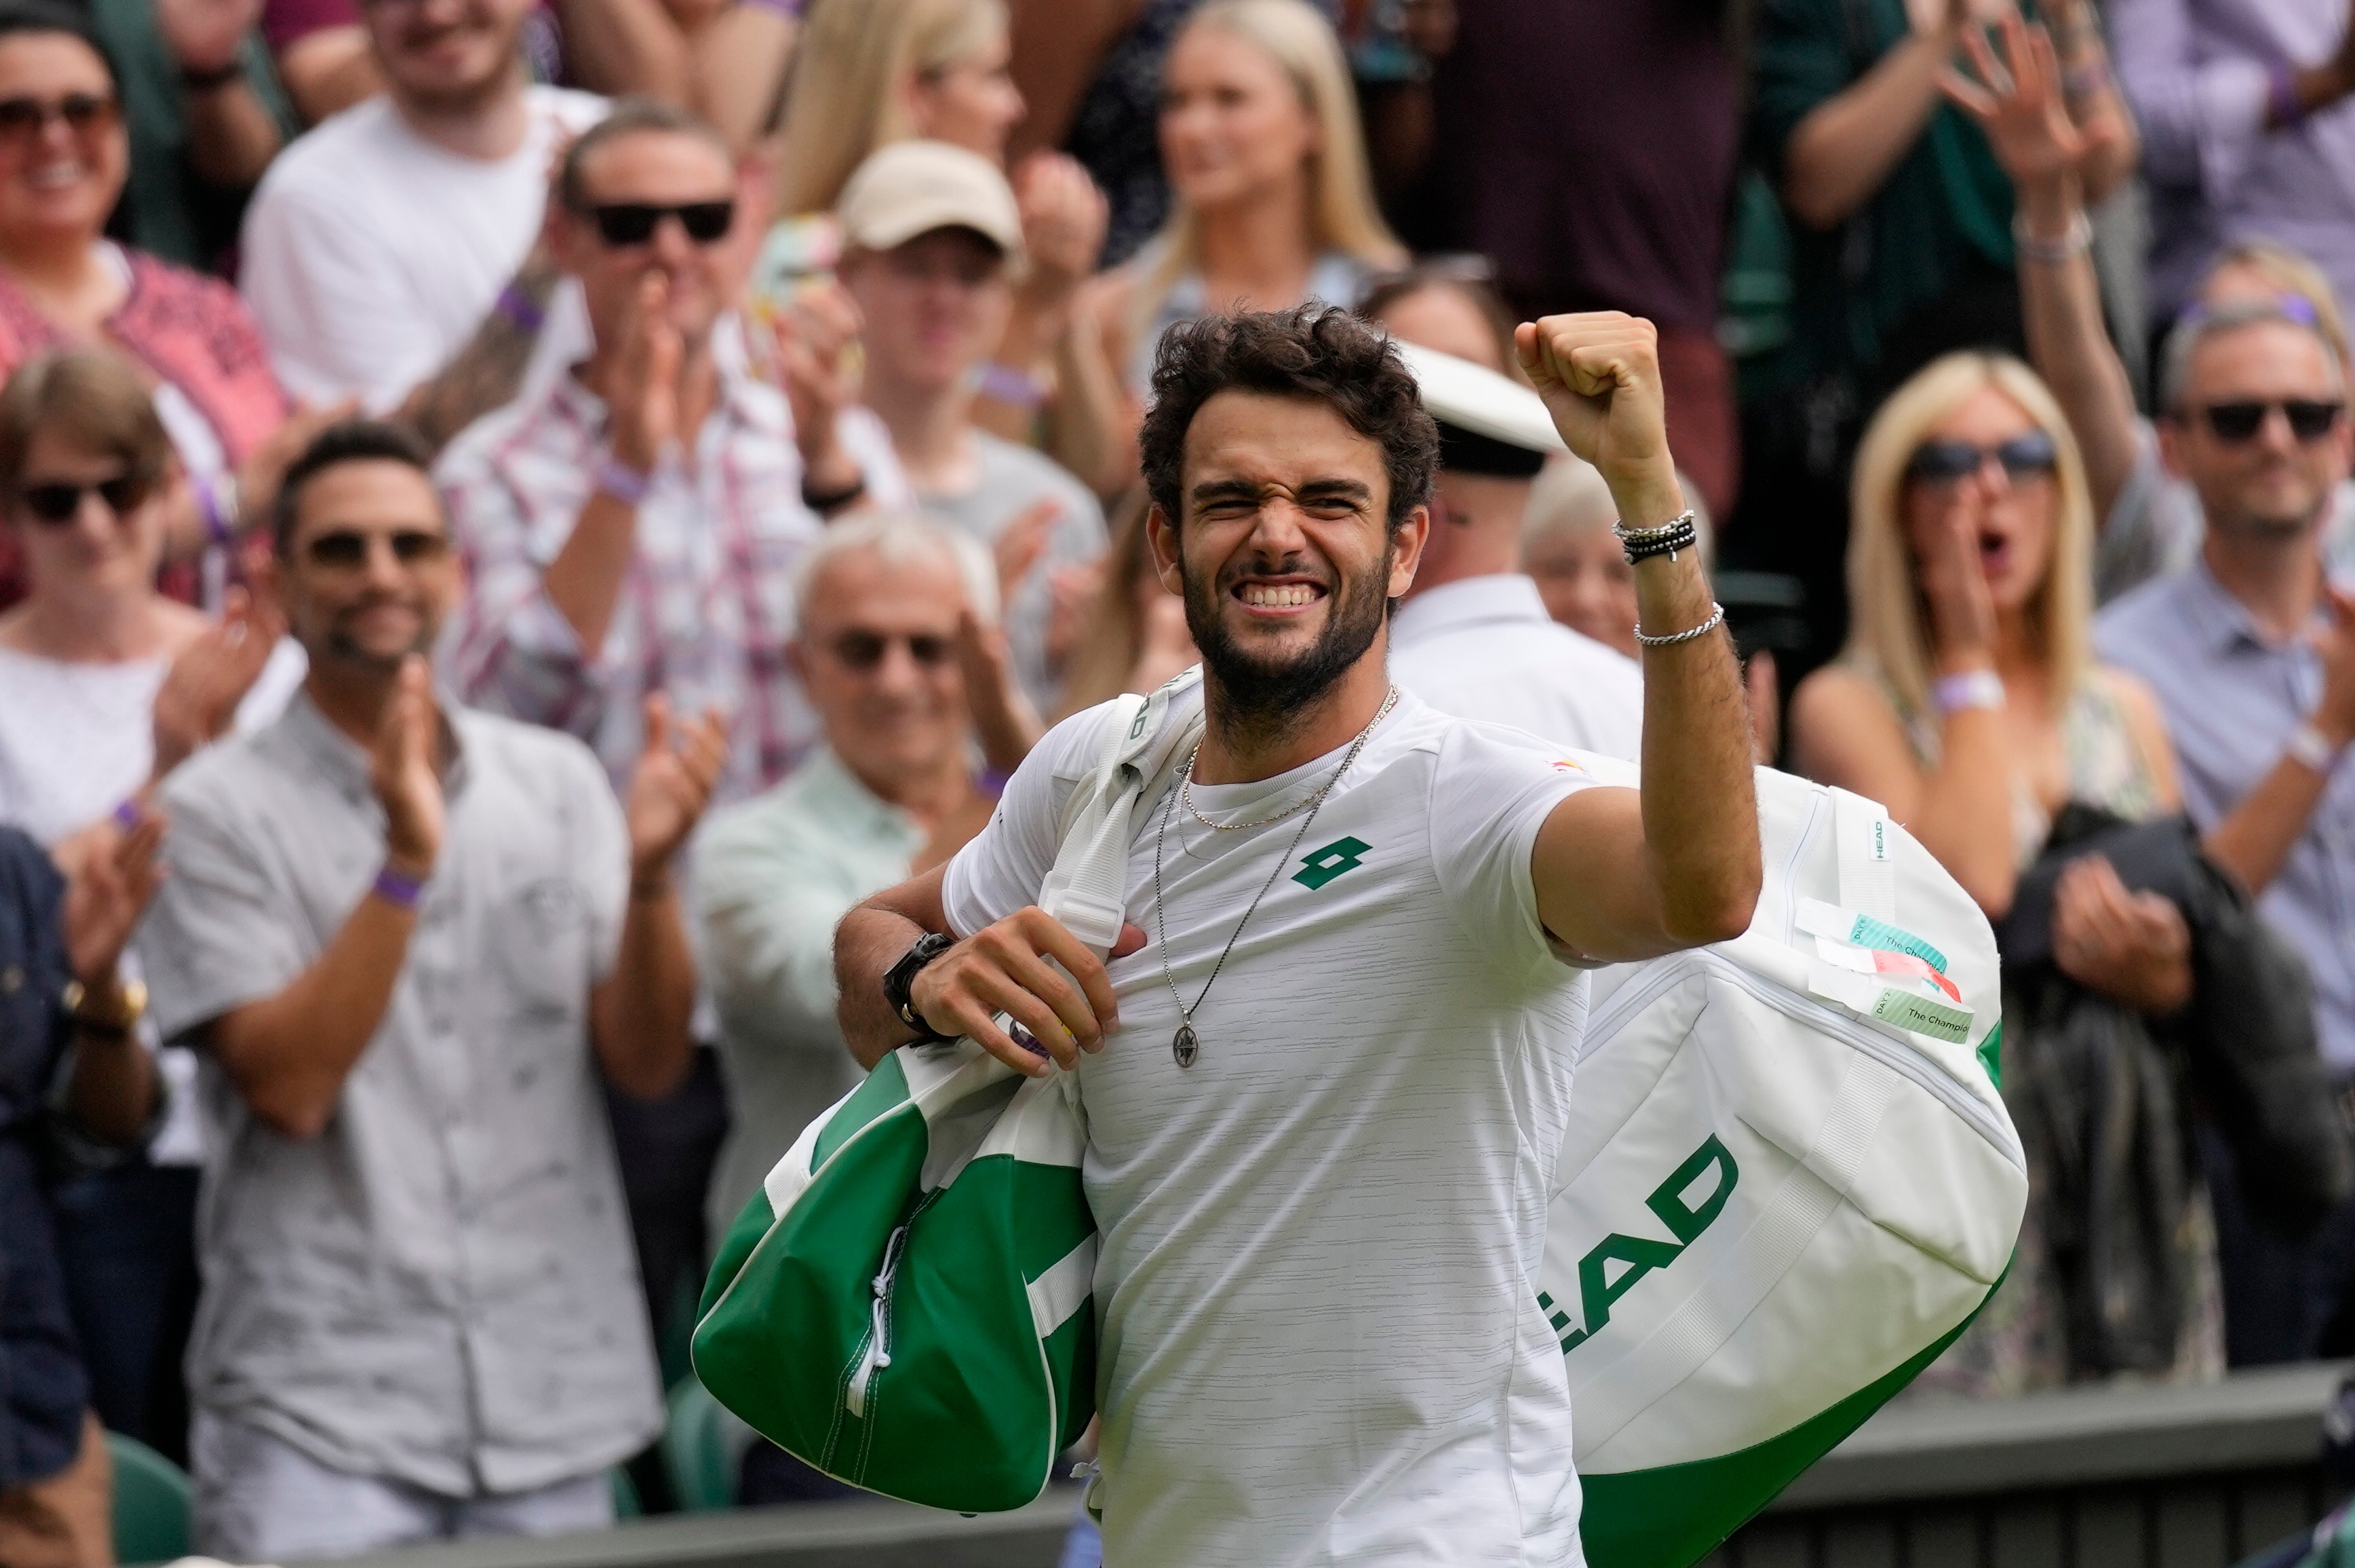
left=240, top=90, right=606, bottom=411
left=1390, top=573, right=1646, bottom=761
left=0, top=638, right=303, bottom=1165
left=941, top=688, right=1599, bottom=1568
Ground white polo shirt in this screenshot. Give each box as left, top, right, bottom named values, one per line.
left=1390, top=574, right=1644, bottom=760
left=942, top=686, right=1600, bottom=1567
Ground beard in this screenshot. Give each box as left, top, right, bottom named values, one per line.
left=1180, top=541, right=1393, bottom=751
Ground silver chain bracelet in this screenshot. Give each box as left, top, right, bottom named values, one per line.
left=1633, top=601, right=1726, bottom=649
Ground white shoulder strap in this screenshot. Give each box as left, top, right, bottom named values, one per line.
left=1037, top=669, right=1207, bottom=957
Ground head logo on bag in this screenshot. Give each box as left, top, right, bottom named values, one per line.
left=1543, top=1136, right=1738, bottom=1352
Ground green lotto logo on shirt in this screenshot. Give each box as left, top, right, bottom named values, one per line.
left=1293, top=836, right=1371, bottom=890
left=1540, top=1135, right=1740, bottom=1354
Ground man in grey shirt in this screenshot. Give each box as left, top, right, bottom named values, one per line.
left=141, top=423, right=726, bottom=1561
left=2097, top=301, right=2355, bottom=1362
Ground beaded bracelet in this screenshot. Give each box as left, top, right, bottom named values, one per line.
left=1613, top=511, right=1699, bottom=565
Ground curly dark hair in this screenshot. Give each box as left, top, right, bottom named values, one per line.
left=1138, top=305, right=1439, bottom=535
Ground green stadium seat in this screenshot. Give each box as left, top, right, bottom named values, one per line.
left=660, top=1377, right=747, bottom=1512
left=107, top=1432, right=191, bottom=1566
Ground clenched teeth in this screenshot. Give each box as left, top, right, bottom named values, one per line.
left=1240, top=583, right=1320, bottom=607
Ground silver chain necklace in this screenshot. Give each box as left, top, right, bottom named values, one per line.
left=1152, top=687, right=1397, bottom=1069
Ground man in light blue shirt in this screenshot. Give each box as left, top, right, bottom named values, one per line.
left=2097, top=299, right=2355, bottom=1361
left=692, top=512, right=1004, bottom=1259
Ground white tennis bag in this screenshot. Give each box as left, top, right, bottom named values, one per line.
left=1549, top=754, right=2026, bottom=1568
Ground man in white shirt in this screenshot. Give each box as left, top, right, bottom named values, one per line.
left=835, top=141, right=1108, bottom=713
left=239, top=0, right=604, bottom=418
left=1365, top=278, right=1647, bottom=758
left=835, top=305, right=1761, bottom=1567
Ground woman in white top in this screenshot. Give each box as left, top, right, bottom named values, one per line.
left=1055, top=0, right=1406, bottom=495
left=0, top=345, right=283, bottom=1460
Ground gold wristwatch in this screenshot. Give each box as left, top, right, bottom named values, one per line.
left=62, top=977, right=148, bottom=1036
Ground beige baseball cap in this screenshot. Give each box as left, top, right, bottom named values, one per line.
left=836, top=140, right=1026, bottom=269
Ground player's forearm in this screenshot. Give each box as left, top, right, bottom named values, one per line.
left=835, top=870, right=952, bottom=1070
left=1624, top=481, right=1761, bottom=946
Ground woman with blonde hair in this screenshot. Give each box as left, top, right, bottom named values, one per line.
left=1791, top=350, right=2221, bottom=1396
left=1055, top=0, right=1405, bottom=494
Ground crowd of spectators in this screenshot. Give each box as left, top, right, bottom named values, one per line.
left=5, top=0, right=2355, bottom=1559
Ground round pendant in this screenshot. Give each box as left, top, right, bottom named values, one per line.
left=1172, top=1023, right=1199, bottom=1069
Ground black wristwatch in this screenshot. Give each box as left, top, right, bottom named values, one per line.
left=882, top=932, right=958, bottom=1040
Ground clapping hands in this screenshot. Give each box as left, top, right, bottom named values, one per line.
left=625, top=694, right=728, bottom=884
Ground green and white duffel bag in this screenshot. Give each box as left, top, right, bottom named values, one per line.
left=688, top=678, right=1204, bottom=1514
left=1549, top=754, right=2025, bottom=1568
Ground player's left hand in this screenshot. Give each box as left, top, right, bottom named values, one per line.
left=1515, top=313, right=1679, bottom=513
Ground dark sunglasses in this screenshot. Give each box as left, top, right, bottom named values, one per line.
left=832, top=630, right=956, bottom=671
left=1906, top=431, right=2061, bottom=487
left=16, top=469, right=153, bottom=524
left=304, top=528, right=450, bottom=569
left=0, top=92, right=117, bottom=143
left=583, top=200, right=735, bottom=247
left=2198, top=399, right=2346, bottom=443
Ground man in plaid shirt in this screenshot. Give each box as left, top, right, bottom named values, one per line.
left=437, top=99, right=909, bottom=804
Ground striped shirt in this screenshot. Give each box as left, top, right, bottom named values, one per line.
left=437, top=338, right=908, bottom=804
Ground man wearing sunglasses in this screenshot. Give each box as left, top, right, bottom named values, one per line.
left=2097, top=298, right=2355, bottom=1363
left=139, top=420, right=728, bottom=1559
left=442, top=98, right=908, bottom=805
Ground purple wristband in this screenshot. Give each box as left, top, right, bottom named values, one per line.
left=496, top=282, right=547, bottom=334
left=2270, top=62, right=2305, bottom=127
left=978, top=767, right=1013, bottom=797
left=111, top=798, right=141, bottom=831
left=974, top=361, right=1047, bottom=411
left=741, top=0, right=802, bottom=16
left=197, top=475, right=235, bottom=548
left=372, top=864, right=426, bottom=909
left=593, top=452, right=653, bottom=505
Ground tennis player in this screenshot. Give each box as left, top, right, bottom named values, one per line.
left=836, top=305, right=1759, bottom=1566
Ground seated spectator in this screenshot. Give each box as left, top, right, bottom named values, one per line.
left=0, top=815, right=164, bottom=1568
left=834, top=140, right=1106, bottom=711
left=752, top=0, right=1107, bottom=453
left=0, top=348, right=288, bottom=1462
left=141, top=420, right=725, bottom=1562
left=2114, top=0, right=2355, bottom=334
left=693, top=512, right=1003, bottom=1498
left=1745, top=0, right=2135, bottom=662
left=442, top=100, right=908, bottom=802
left=238, top=0, right=604, bottom=428
left=1790, top=350, right=2213, bottom=1394
left=1359, top=271, right=1643, bottom=758
left=0, top=4, right=321, bottom=610
left=1057, top=0, right=1406, bottom=495
left=1521, top=457, right=1640, bottom=662
left=1962, top=24, right=2355, bottom=599
left=2096, top=300, right=2355, bottom=1365
left=1053, top=490, right=1197, bottom=718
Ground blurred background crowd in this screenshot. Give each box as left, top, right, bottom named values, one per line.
left=6, top=0, right=2355, bottom=1559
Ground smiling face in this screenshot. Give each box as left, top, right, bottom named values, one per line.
left=906, top=24, right=1024, bottom=161
left=1147, top=390, right=1424, bottom=722
left=2164, top=319, right=2352, bottom=541
left=1524, top=522, right=1639, bottom=660
left=363, top=0, right=532, bottom=111
left=7, top=425, right=164, bottom=606
left=1159, top=22, right=1316, bottom=216
left=0, top=33, right=124, bottom=252
left=794, top=543, right=971, bottom=791
left=558, top=128, right=741, bottom=354
left=1901, top=385, right=2059, bottom=619
left=839, top=227, right=1009, bottom=395
left=275, top=458, right=460, bottom=673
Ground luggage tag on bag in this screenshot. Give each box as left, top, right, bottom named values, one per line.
left=1796, top=897, right=1974, bottom=1043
